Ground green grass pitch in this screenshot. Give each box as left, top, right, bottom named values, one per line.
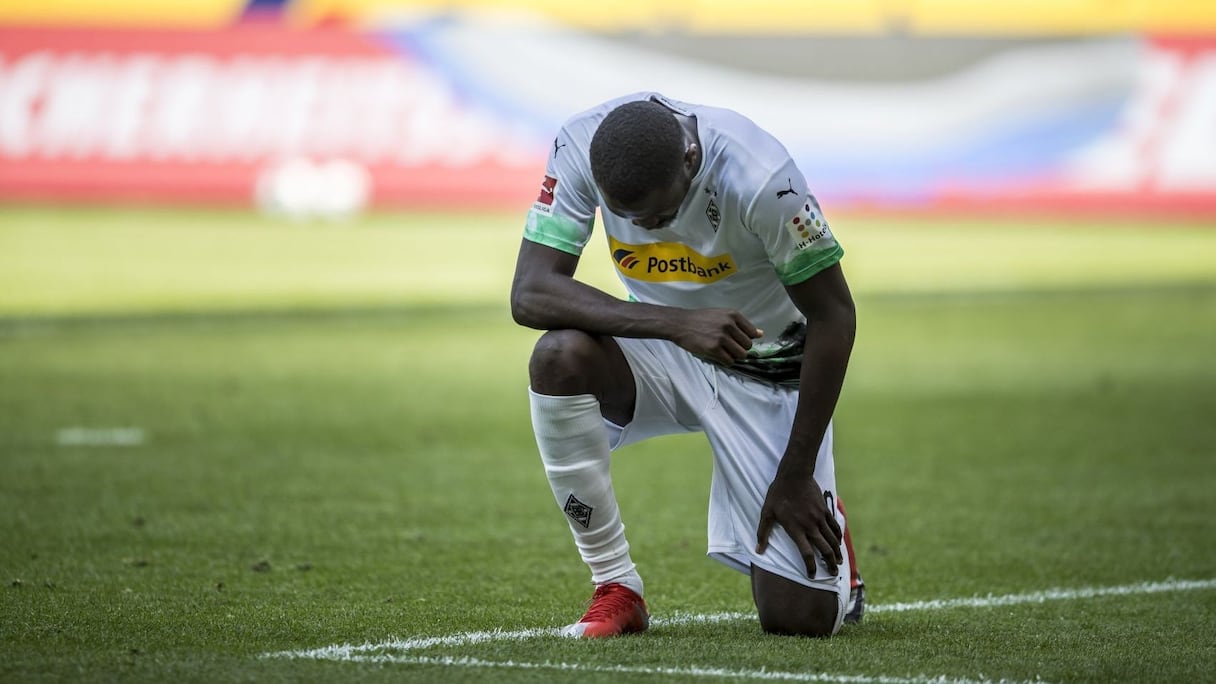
left=1, top=206, right=1214, bottom=682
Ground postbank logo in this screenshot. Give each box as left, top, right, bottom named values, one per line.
left=607, top=236, right=737, bottom=283
left=784, top=197, right=834, bottom=251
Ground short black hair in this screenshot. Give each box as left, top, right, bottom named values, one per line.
left=589, top=100, right=685, bottom=205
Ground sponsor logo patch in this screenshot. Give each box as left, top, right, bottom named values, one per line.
left=532, top=175, right=557, bottom=215
left=784, top=197, right=834, bottom=251
left=607, top=236, right=737, bottom=283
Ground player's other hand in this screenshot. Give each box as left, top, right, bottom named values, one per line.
left=669, top=308, right=762, bottom=365
left=756, top=472, right=842, bottom=577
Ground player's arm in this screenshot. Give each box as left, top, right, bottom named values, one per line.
left=755, top=262, right=856, bottom=576
left=510, top=238, right=674, bottom=339
left=510, top=239, right=760, bottom=364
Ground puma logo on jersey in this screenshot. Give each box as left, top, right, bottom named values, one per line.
left=777, top=178, right=797, bottom=199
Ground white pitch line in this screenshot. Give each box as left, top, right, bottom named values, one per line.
left=338, top=654, right=1049, bottom=684
left=262, top=576, right=1216, bottom=682
left=282, top=626, right=561, bottom=661
left=277, top=614, right=758, bottom=661
left=267, top=576, right=1216, bottom=662
left=868, top=577, right=1216, bottom=614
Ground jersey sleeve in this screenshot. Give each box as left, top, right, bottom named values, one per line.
left=522, top=129, right=599, bottom=256
left=747, top=161, right=844, bottom=286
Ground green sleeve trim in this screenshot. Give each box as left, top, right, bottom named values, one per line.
left=775, top=244, right=844, bottom=286
left=523, top=212, right=592, bottom=256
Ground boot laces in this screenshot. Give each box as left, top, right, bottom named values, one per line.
left=581, top=584, right=638, bottom=622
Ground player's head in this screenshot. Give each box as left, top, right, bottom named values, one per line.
left=590, top=100, right=700, bottom=230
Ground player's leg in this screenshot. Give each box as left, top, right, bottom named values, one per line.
left=527, top=329, right=646, bottom=637
left=751, top=565, right=844, bottom=637
left=698, top=367, right=850, bottom=637
left=750, top=486, right=852, bottom=637
left=529, top=328, right=636, bottom=424
left=837, top=496, right=866, bottom=624
left=746, top=432, right=851, bottom=637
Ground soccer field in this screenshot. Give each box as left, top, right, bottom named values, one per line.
left=1, top=207, right=1214, bottom=683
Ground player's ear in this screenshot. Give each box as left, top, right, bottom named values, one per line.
left=684, top=143, right=700, bottom=174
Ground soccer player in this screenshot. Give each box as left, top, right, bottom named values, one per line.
left=510, top=93, right=864, bottom=638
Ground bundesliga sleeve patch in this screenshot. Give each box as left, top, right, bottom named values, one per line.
left=532, top=175, right=557, bottom=215
left=784, top=198, right=835, bottom=251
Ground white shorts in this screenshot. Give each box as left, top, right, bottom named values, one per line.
left=607, top=336, right=849, bottom=619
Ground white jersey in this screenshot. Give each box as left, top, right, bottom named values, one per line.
left=523, top=92, right=843, bottom=347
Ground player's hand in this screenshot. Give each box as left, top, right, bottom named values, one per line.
left=668, top=308, right=762, bottom=365
left=755, top=471, right=842, bottom=577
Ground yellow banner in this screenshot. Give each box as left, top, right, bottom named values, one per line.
left=0, top=0, right=245, bottom=27
left=4, top=0, right=1216, bottom=33
left=302, top=0, right=1216, bottom=35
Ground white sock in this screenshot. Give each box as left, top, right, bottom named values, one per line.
left=529, top=389, right=641, bottom=596
left=604, top=569, right=644, bottom=598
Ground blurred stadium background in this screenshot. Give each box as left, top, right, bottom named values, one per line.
left=2, top=0, right=1215, bottom=218
left=4, top=4, right=1215, bottom=682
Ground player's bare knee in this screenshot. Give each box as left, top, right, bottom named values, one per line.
left=757, top=601, right=838, bottom=638
left=751, top=567, right=840, bottom=638
left=529, top=329, right=602, bottom=395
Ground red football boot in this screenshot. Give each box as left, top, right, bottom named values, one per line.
left=561, top=583, right=649, bottom=638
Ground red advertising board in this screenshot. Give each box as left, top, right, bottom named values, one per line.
left=1, top=24, right=1214, bottom=216
left=0, top=25, right=542, bottom=208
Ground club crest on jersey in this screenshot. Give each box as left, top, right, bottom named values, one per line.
left=784, top=197, right=834, bottom=251
left=607, top=236, right=737, bottom=283
left=705, top=198, right=721, bottom=231
left=532, top=175, right=557, bottom=215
